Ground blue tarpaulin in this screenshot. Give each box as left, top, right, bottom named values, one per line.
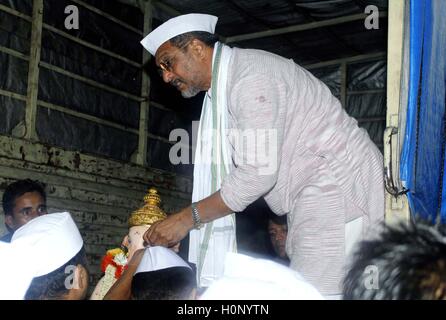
left=400, top=0, right=446, bottom=223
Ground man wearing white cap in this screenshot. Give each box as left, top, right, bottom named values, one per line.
left=0, top=212, right=89, bottom=299
left=141, top=13, right=384, bottom=297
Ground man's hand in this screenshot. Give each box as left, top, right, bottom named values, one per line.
left=127, top=248, right=145, bottom=268
left=143, top=191, right=233, bottom=249
left=103, top=249, right=145, bottom=300
left=143, top=209, right=193, bottom=248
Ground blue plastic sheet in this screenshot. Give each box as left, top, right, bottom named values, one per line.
left=400, top=0, right=446, bottom=223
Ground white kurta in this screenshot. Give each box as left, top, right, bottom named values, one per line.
left=219, top=48, right=384, bottom=295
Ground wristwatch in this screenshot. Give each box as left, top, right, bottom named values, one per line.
left=191, top=202, right=203, bottom=230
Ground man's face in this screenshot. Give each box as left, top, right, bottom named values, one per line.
left=5, top=191, right=47, bottom=231
left=155, top=41, right=208, bottom=98
left=268, top=220, right=288, bottom=259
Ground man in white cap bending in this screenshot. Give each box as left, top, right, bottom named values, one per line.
left=141, top=13, right=384, bottom=297
left=0, top=212, right=89, bottom=300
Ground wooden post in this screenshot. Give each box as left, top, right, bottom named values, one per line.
left=134, top=0, right=152, bottom=166
left=384, top=0, right=410, bottom=225
left=24, top=0, right=43, bottom=140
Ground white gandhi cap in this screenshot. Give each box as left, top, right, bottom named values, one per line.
left=134, top=246, right=191, bottom=275
left=0, top=212, right=83, bottom=299
left=140, top=13, right=218, bottom=56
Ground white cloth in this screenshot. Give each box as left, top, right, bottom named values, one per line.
left=140, top=13, right=218, bottom=56
left=0, top=212, right=83, bottom=299
left=135, top=246, right=191, bottom=275
left=188, top=42, right=237, bottom=288
left=0, top=241, right=33, bottom=300
left=200, top=252, right=324, bottom=300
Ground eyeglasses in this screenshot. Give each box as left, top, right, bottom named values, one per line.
left=157, top=41, right=191, bottom=76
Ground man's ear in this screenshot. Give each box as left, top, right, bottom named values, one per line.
left=189, top=39, right=206, bottom=60
left=4, top=215, right=15, bottom=230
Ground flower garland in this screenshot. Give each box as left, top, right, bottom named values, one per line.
left=100, top=247, right=128, bottom=279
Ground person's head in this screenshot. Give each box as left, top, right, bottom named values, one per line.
left=25, top=247, right=89, bottom=300
left=141, top=14, right=219, bottom=98
left=2, top=179, right=47, bottom=232
left=343, top=219, right=446, bottom=300
left=132, top=267, right=196, bottom=300
left=131, top=246, right=196, bottom=300
left=8, top=212, right=89, bottom=300
left=268, top=214, right=288, bottom=260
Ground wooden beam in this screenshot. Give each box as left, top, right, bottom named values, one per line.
left=304, top=52, right=386, bottom=70
left=0, top=86, right=179, bottom=147
left=43, top=24, right=142, bottom=68
left=37, top=99, right=140, bottom=135
left=0, top=45, right=173, bottom=113
left=226, top=12, right=388, bottom=43
left=348, top=89, right=385, bottom=95
left=39, top=61, right=144, bottom=102
left=357, top=117, right=386, bottom=123
left=0, top=88, right=27, bottom=102
left=0, top=3, right=32, bottom=21
left=71, top=0, right=143, bottom=35
left=0, top=4, right=142, bottom=68
left=24, top=0, right=43, bottom=141
left=135, top=0, right=153, bottom=166
left=0, top=45, right=29, bottom=61
left=384, top=0, right=409, bottom=224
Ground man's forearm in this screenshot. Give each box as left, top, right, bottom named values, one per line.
left=143, top=190, right=235, bottom=247
left=195, top=190, right=233, bottom=223
left=179, top=190, right=233, bottom=228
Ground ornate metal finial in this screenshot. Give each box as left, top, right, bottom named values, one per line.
left=128, top=187, right=167, bottom=227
